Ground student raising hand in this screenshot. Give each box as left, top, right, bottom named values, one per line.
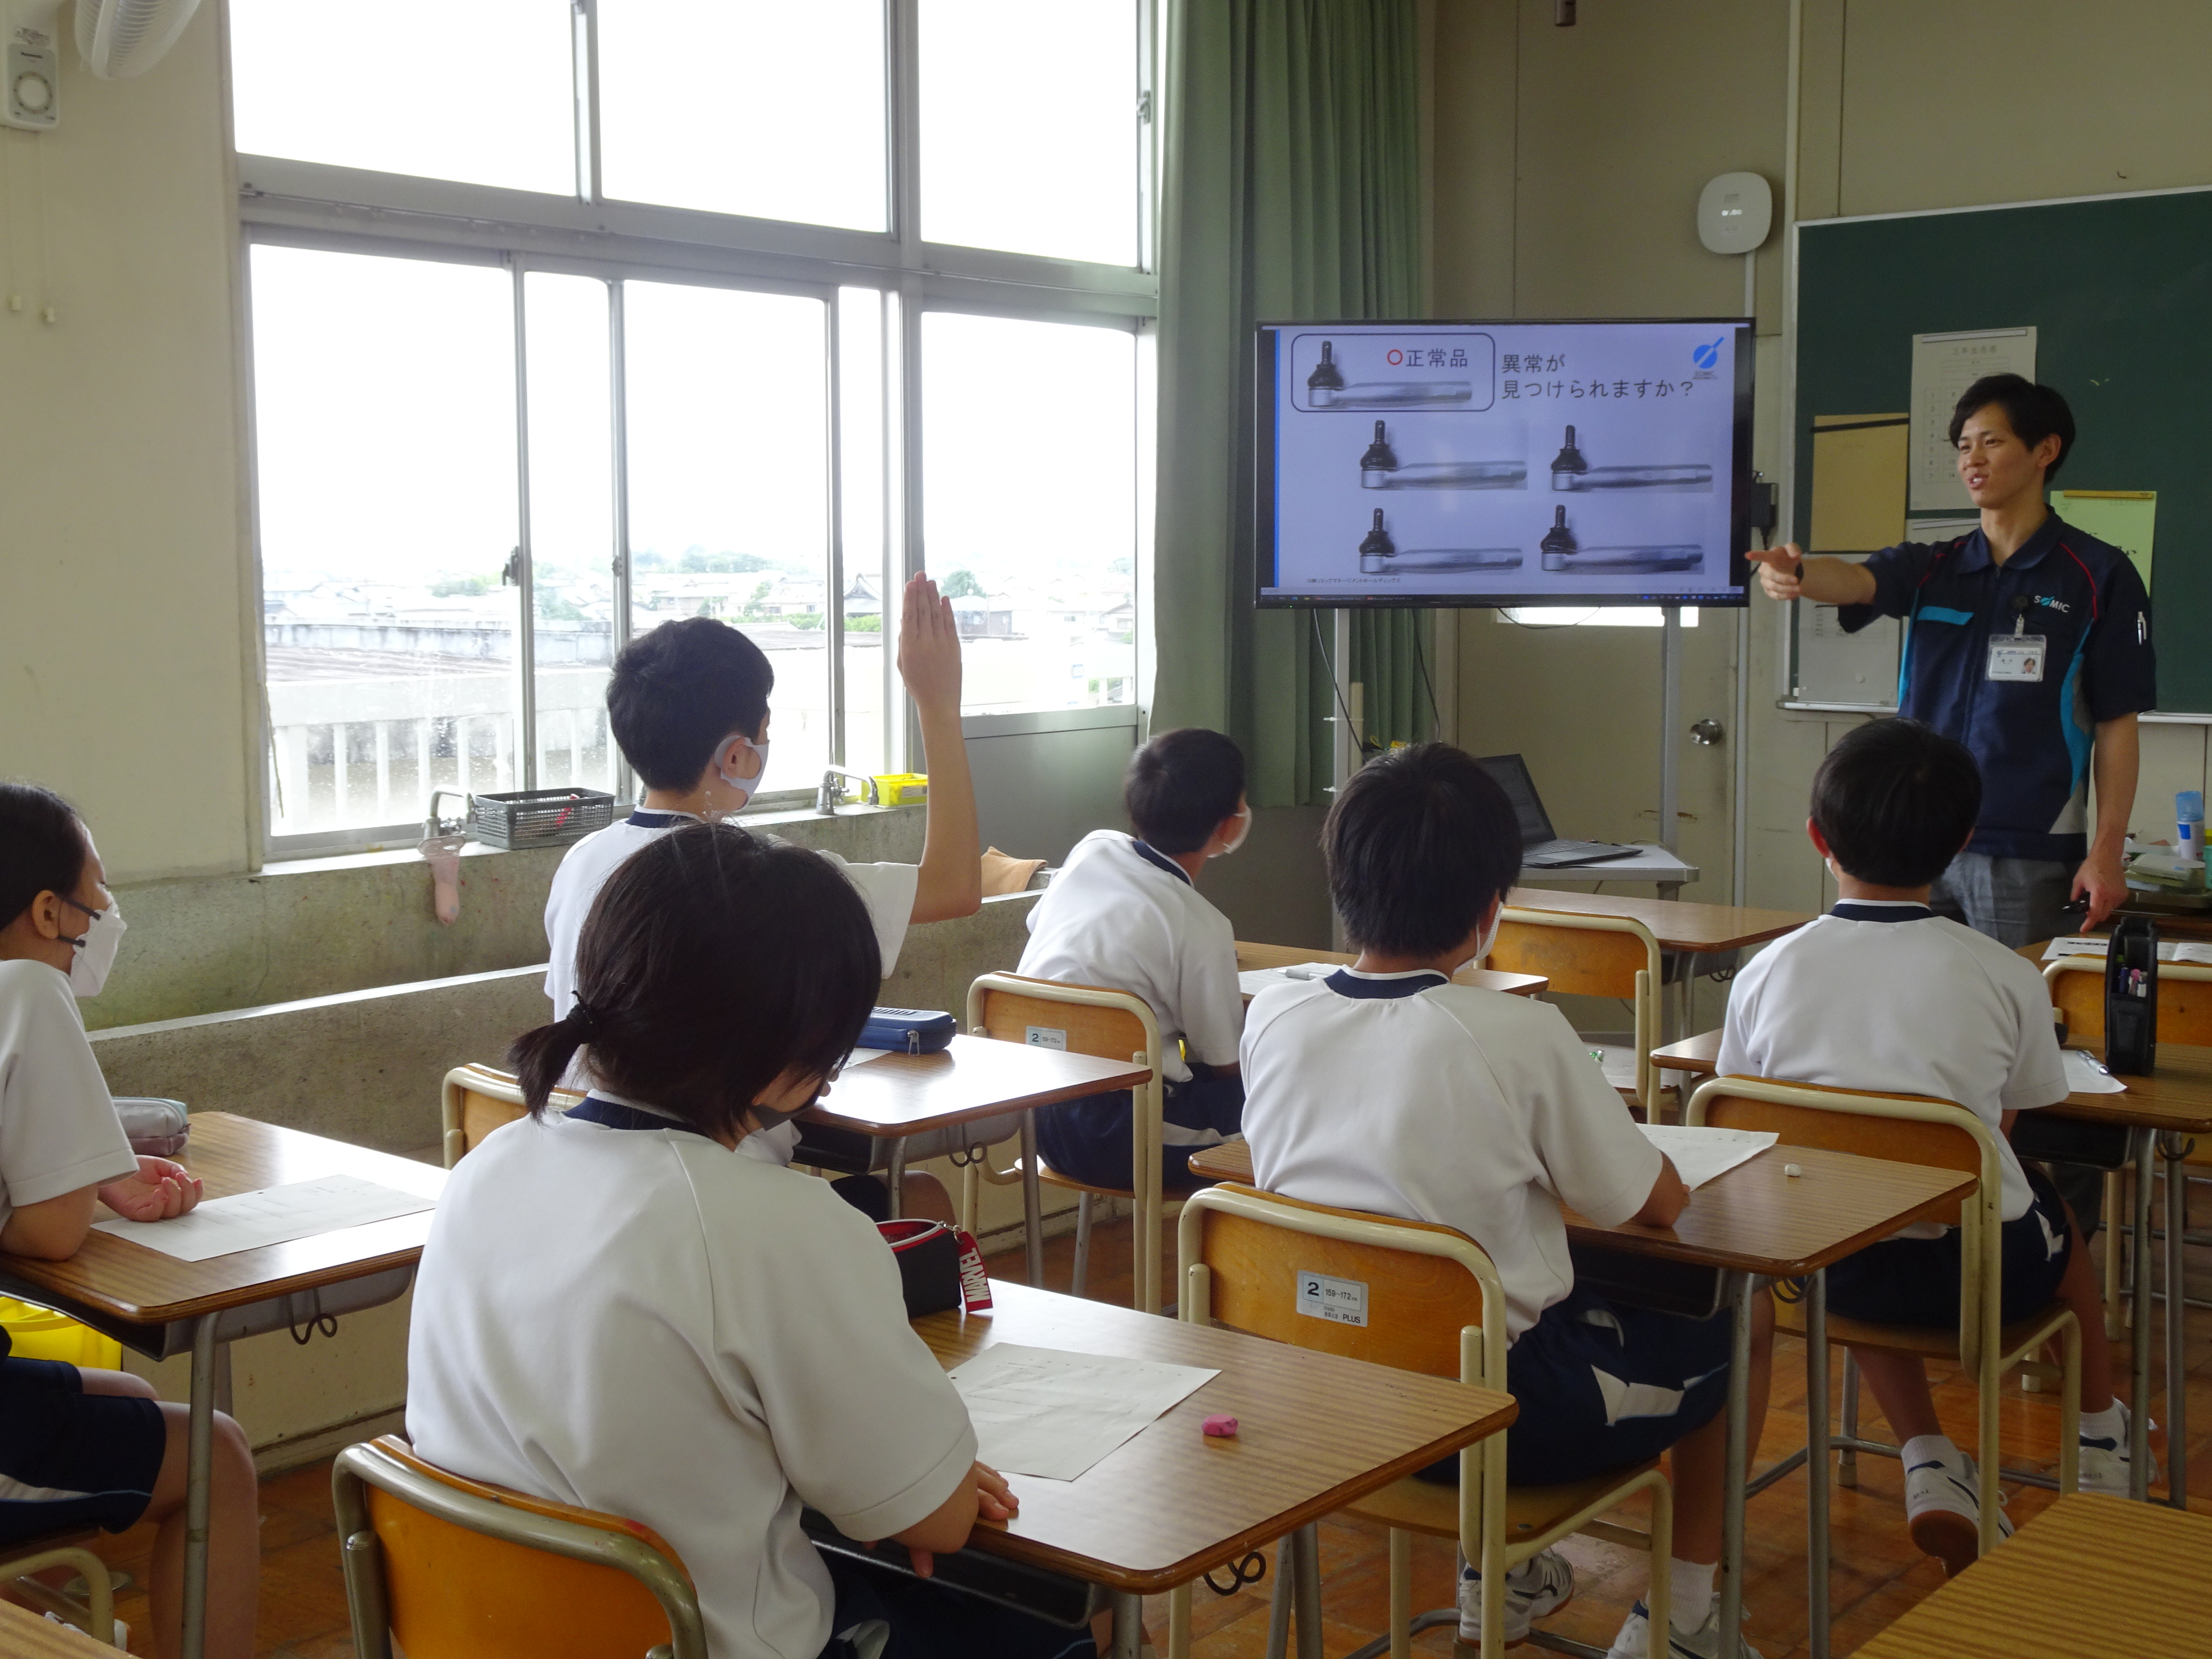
left=99, top=1155, right=204, bottom=1222
left=896, top=572, right=964, bottom=713
left=900, top=573, right=984, bottom=924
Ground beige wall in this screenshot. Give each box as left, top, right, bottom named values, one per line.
left=0, top=4, right=254, bottom=882
left=1431, top=0, right=2212, bottom=943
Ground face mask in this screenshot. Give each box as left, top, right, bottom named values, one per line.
left=1458, top=909, right=1500, bottom=975
left=709, top=736, right=772, bottom=818
left=60, top=896, right=127, bottom=999
left=1209, top=806, right=1253, bottom=859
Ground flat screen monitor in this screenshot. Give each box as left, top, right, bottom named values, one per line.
left=1255, top=318, right=1754, bottom=608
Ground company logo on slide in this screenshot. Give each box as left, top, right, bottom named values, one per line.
left=1692, top=337, right=1725, bottom=370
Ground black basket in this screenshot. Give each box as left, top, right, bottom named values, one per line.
left=468, top=787, right=616, bottom=850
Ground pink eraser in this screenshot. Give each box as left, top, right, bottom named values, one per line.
left=1203, top=1414, right=1239, bottom=1439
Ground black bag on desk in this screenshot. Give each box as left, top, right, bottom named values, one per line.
left=2106, top=915, right=2158, bottom=1076
left=876, top=1219, right=993, bottom=1317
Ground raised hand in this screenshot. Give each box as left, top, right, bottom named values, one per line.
left=896, top=573, right=964, bottom=717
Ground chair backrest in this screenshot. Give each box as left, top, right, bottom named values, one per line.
left=1489, top=909, right=1664, bottom=1111
left=440, top=1064, right=583, bottom=1168
left=965, top=973, right=1158, bottom=1069
left=2045, top=957, right=2212, bottom=1046
left=333, top=1435, right=705, bottom=1659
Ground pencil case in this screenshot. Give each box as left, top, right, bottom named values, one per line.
left=114, top=1097, right=190, bottom=1158
left=877, top=1219, right=992, bottom=1317
left=861, top=1007, right=957, bottom=1054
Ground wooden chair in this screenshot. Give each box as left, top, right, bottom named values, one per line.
left=1487, top=908, right=1664, bottom=1117
left=332, top=1434, right=705, bottom=1659
left=1686, top=1076, right=2081, bottom=1559
left=965, top=973, right=1169, bottom=1312
left=0, top=1526, right=119, bottom=1648
left=440, top=1064, right=582, bottom=1167
left=1172, top=1184, right=1672, bottom=1659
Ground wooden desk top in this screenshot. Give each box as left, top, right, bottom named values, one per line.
left=1184, top=1141, right=1972, bottom=1279
left=914, top=1282, right=1514, bottom=1593
left=1651, top=1031, right=2212, bottom=1136
left=0, top=1112, right=443, bottom=1328
left=0, top=1601, right=116, bottom=1657
left=1235, top=941, right=1545, bottom=998
left=803, top=1035, right=1152, bottom=1137
left=1504, top=888, right=1811, bottom=953
left=1853, top=1494, right=2212, bottom=1658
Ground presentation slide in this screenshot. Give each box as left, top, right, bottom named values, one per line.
left=1256, top=319, right=1753, bottom=607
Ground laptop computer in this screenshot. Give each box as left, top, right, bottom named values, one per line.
left=1472, top=753, right=1642, bottom=870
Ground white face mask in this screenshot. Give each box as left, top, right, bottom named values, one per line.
left=61, top=896, right=127, bottom=999
left=709, top=736, right=772, bottom=818
left=1458, top=909, right=1500, bottom=975
left=1209, top=805, right=1252, bottom=859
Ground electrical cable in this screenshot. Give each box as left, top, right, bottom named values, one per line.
left=1411, top=615, right=1443, bottom=735
left=1310, top=609, right=1371, bottom=756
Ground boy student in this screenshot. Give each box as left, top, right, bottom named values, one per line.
left=1017, top=728, right=1248, bottom=1190
left=1718, top=718, right=2130, bottom=1576
left=411, top=824, right=1097, bottom=1659
left=0, top=783, right=260, bottom=1659
left=1242, top=745, right=1774, bottom=1659
left=544, top=573, right=979, bottom=1217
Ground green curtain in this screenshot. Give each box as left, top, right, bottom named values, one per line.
left=1151, top=0, right=1434, bottom=808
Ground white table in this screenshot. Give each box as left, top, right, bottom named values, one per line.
left=1520, top=843, right=1701, bottom=901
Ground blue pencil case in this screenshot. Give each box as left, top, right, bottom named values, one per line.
left=860, top=1006, right=958, bottom=1054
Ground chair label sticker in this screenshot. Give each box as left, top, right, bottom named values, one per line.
left=1024, top=1025, right=1068, bottom=1051
left=1296, top=1270, right=1369, bottom=1327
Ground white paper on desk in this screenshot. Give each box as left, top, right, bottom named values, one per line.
left=839, top=1047, right=895, bottom=1069
left=92, top=1174, right=435, bottom=1262
left=1640, top=1125, right=1777, bottom=1190
left=2062, top=1049, right=2128, bottom=1095
left=1238, top=964, right=1344, bottom=996
left=2042, top=935, right=2212, bottom=966
left=947, top=1342, right=1219, bottom=1481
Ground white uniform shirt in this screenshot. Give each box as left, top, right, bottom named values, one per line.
left=0, top=959, right=136, bottom=1240
left=1241, top=969, right=1664, bottom=1340
left=1717, top=902, right=2066, bottom=1223
left=543, top=811, right=920, bottom=1164
left=1017, top=830, right=1242, bottom=1085
left=406, top=1108, right=978, bottom=1659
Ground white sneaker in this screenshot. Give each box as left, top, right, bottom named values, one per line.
left=1904, top=1446, right=2013, bottom=1575
left=2077, top=1404, right=2145, bottom=1497
left=1457, top=1547, right=1575, bottom=1643
left=1604, top=1600, right=1765, bottom=1659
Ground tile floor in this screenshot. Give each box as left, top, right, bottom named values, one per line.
left=53, top=1189, right=2212, bottom=1657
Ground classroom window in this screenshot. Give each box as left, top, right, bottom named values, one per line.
left=234, top=0, right=1155, bottom=854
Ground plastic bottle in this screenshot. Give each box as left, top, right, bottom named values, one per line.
left=2179, top=790, right=2204, bottom=862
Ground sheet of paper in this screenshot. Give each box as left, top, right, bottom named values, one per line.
left=1810, top=414, right=1908, bottom=553
left=1908, top=328, right=2036, bottom=511
left=947, top=1342, right=1219, bottom=1481
left=1640, top=1125, right=1778, bottom=1190
left=2050, top=490, right=2155, bottom=593
left=2062, top=1049, right=2128, bottom=1095
left=94, top=1174, right=435, bottom=1263
left=2041, top=935, right=2212, bottom=965
left=840, top=1047, right=895, bottom=1068
left=1237, top=963, right=1346, bottom=996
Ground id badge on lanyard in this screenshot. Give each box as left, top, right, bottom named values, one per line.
left=1987, top=601, right=2045, bottom=684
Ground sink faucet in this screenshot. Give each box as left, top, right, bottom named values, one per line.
left=816, top=767, right=880, bottom=814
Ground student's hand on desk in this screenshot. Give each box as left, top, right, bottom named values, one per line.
left=896, top=574, right=964, bottom=716
left=879, top=1461, right=1018, bottom=1579
left=98, top=1156, right=202, bottom=1222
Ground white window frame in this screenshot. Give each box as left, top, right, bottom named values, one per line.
left=239, top=0, right=1159, bottom=857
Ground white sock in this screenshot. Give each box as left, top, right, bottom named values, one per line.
left=2079, top=1402, right=2126, bottom=1443
left=1666, top=1558, right=1715, bottom=1635
left=1903, top=1433, right=1961, bottom=1472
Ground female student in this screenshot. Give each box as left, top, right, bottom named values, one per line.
left=407, top=821, right=1095, bottom=1659
left=0, top=782, right=260, bottom=1658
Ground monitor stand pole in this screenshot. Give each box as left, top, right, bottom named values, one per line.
left=1659, top=605, right=1682, bottom=857
left=1330, top=608, right=1360, bottom=951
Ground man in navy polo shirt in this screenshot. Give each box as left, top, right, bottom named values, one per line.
left=1749, top=374, right=2155, bottom=945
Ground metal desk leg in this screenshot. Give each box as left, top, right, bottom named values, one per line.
left=1110, top=1588, right=1145, bottom=1659
left=2131, top=1127, right=2154, bottom=1500
left=1019, top=1110, right=1045, bottom=1288
left=1718, top=1270, right=1757, bottom=1655
left=181, top=1315, right=218, bottom=1659
left=885, top=1137, right=907, bottom=1222
left=1265, top=1537, right=1295, bottom=1659
left=2161, top=1131, right=2189, bottom=1506
left=1805, top=1270, right=1832, bottom=1659
left=1290, top=1523, right=1323, bottom=1659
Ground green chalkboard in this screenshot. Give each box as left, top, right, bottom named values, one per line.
left=1795, top=187, right=2212, bottom=712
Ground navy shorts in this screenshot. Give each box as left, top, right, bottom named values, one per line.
left=1416, top=1285, right=1733, bottom=1488
left=816, top=1548, right=1093, bottom=1659
left=1826, top=1162, right=2073, bottom=1328
left=1034, top=1071, right=1244, bottom=1193
left=0, top=1353, right=167, bottom=1546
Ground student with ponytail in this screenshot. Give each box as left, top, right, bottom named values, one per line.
left=407, top=821, right=1096, bottom=1659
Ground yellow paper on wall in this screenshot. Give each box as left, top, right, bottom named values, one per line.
left=2050, top=490, right=2155, bottom=592
left=1810, top=414, right=1908, bottom=554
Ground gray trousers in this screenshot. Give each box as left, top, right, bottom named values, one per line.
left=1930, top=851, right=2104, bottom=1235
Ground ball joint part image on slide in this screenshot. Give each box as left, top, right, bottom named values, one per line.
left=1537, top=506, right=1704, bottom=574
left=1548, top=425, right=1712, bottom=492
left=1308, top=341, right=1472, bottom=409
left=1357, top=422, right=1526, bottom=491
left=1358, top=509, right=1522, bottom=575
